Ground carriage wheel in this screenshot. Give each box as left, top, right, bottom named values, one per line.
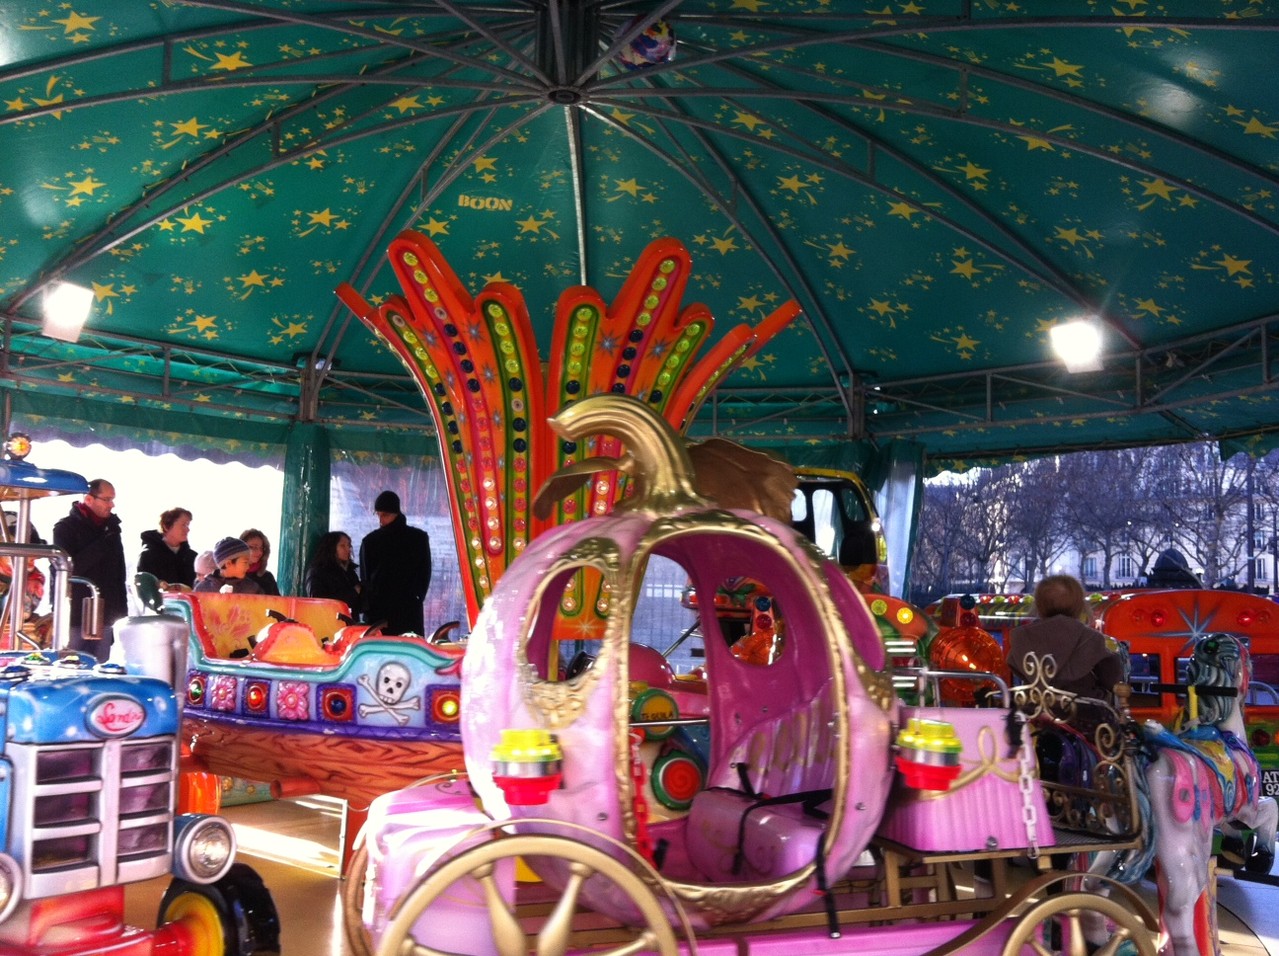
left=341, top=840, right=374, bottom=956
left=375, top=833, right=680, bottom=956
left=1000, top=891, right=1157, bottom=956
left=343, top=772, right=474, bottom=956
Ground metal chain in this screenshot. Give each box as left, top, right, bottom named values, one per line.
left=1016, top=712, right=1040, bottom=859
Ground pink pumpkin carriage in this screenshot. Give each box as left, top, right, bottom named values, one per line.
left=344, top=396, right=1163, bottom=956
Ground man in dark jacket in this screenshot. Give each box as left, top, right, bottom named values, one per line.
left=359, top=490, right=431, bottom=635
left=52, top=478, right=128, bottom=661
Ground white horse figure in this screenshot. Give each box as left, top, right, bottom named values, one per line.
left=1143, top=632, right=1278, bottom=956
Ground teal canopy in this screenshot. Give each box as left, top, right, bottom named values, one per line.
left=1, top=3, right=1277, bottom=469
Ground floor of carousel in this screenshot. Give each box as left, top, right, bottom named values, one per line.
left=122, top=796, right=1279, bottom=955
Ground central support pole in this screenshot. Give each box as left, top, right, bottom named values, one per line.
left=278, top=422, right=331, bottom=596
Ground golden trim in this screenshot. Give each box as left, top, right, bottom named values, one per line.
left=915, top=724, right=1021, bottom=801
left=518, top=537, right=621, bottom=730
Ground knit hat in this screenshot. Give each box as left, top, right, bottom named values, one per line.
left=374, top=490, right=401, bottom=514
left=212, top=536, right=250, bottom=567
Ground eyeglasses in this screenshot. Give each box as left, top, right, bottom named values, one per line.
left=247, top=545, right=264, bottom=553
left=91, top=494, right=116, bottom=503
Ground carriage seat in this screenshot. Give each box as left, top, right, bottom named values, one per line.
left=685, top=689, right=838, bottom=881
left=686, top=786, right=829, bottom=881
left=250, top=620, right=338, bottom=666
left=169, top=592, right=353, bottom=659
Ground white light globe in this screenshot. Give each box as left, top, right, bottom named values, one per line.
left=42, top=281, right=94, bottom=342
left=1050, top=319, right=1103, bottom=373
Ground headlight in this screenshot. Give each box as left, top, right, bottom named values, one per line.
left=0, top=853, right=22, bottom=922
left=173, top=814, right=236, bottom=884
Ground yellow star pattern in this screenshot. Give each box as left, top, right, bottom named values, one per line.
left=1239, top=116, right=1279, bottom=138
left=67, top=175, right=105, bottom=196
left=175, top=212, right=213, bottom=233
left=53, top=12, right=100, bottom=33
left=211, top=52, right=252, bottom=72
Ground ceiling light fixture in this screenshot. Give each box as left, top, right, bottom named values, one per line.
left=42, top=281, right=94, bottom=343
left=1050, top=319, right=1104, bottom=373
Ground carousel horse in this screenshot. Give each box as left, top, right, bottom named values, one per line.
left=1142, top=632, right=1278, bottom=956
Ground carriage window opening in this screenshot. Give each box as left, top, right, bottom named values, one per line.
left=1248, top=654, right=1279, bottom=706
left=704, top=575, right=783, bottom=668
left=1127, top=652, right=1162, bottom=709
left=1252, top=654, right=1279, bottom=687
left=794, top=487, right=836, bottom=558
left=838, top=484, right=872, bottom=523
left=522, top=565, right=611, bottom=682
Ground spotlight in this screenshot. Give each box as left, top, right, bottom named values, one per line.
left=1049, top=319, right=1103, bottom=373
left=42, top=281, right=94, bottom=343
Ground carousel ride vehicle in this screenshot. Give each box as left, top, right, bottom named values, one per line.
left=933, top=586, right=1279, bottom=875
left=342, top=395, right=1170, bottom=956
left=0, top=438, right=280, bottom=956
left=166, top=588, right=466, bottom=821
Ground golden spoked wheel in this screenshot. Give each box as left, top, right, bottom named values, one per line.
left=343, top=773, right=473, bottom=956
left=1001, top=891, right=1157, bottom=956
left=375, top=833, right=680, bottom=956
left=341, top=840, right=374, bottom=956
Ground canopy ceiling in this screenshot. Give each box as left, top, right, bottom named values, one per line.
left=1, top=2, right=1277, bottom=465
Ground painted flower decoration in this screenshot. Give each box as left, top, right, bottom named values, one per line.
left=208, top=674, right=237, bottom=712
left=277, top=680, right=311, bottom=721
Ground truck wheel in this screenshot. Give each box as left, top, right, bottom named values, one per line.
left=159, top=862, right=281, bottom=956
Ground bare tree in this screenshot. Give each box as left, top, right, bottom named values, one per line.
left=1003, top=456, right=1070, bottom=589
left=952, top=468, right=1015, bottom=590
left=1254, top=449, right=1279, bottom=592
left=909, top=442, right=1276, bottom=604
left=1162, top=442, right=1252, bottom=587
left=1056, top=449, right=1148, bottom=588
left=909, top=480, right=972, bottom=601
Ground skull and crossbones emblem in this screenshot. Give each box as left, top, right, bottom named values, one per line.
left=357, top=661, right=422, bottom=725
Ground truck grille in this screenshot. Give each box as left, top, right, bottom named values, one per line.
left=9, top=736, right=176, bottom=898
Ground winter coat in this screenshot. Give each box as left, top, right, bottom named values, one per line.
left=248, top=566, right=280, bottom=596
left=194, top=573, right=264, bottom=595
left=52, top=502, right=128, bottom=635
left=1007, top=614, right=1124, bottom=699
left=305, top=560, right=362, bottom=617
left=360, top=515, right=431, bottom=635
left=137, top=529, right=198, bottom=589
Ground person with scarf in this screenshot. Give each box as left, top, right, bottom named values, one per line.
left=52, top=478, right=127, bottom=661
left=239, top=527, right=281, bottom=595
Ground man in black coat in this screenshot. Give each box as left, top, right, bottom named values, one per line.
left=359, top=490, right=432, bottom=635
left=52, top=478, right=128, bottom=661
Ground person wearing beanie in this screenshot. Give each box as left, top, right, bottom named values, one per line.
left=360, top=489, right=431, bottom=635
left=137, top=507, right=197, bottom=590
left=194, top=536, right=264, bottom=595
left=52, top=478, right=127, bottom=662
